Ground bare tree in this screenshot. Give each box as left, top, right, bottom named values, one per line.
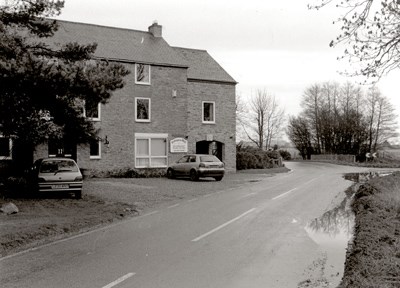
left=264, top=97, right=285, bottom=149
left=291, top=81, right=397, bottom=159
left=301, top=84, right=323, bottom=153
left=287, top=115, right=314, bottom=159
left=235, top=93, right=247, bottom=126
left=244, top=89, right=285, bottom=149
left=365, top=87, right=398, bottom=151
left=310, top=0, right=400, bottom=82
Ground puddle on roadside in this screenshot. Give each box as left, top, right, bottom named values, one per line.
left=343, top=171, right=394, bottom=183
left=305, top=190, right=354, bottom=252
left=306, top=170, right=396, bottom=249
left=301, top=170, right=395, bottom=287
left=248, top=179, right=262, bottom=183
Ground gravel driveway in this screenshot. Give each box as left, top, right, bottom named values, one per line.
left=1, top=167, right=289, bottom=257
left=83, top=171, right=280, bottom=212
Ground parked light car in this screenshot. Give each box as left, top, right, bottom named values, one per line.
left=167, top=154, right=225, bottom=181
left=30, top=158, right=83, bottom=199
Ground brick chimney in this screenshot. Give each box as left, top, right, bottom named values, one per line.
left=148, top=21, right=162, bottom=37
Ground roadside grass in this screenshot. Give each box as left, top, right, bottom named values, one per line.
left=340, top=172, right=400, bottom=288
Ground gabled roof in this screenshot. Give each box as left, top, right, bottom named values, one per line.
left=47, top=21, right=236, bottom=84
left=173, top=47, right=237, bottom=84
left=52, top=20, right=188, bottom=67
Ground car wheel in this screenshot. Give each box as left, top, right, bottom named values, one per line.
left=75, top=190, right=82, bottom=199
left=214, top=176, right=223, bottom=181
left=167, top=168, right=175, bottom=179
left=190, top=170, right=199, bottom=181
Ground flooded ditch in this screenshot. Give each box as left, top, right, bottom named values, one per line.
left=300, top=171, right=395, bottom=287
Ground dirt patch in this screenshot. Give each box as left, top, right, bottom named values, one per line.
left=297, top=253, right=331, bottom=288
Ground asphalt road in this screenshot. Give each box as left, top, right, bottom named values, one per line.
left=0, top=162, right=378, bottom=288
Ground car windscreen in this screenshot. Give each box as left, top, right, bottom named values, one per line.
left=199, top=155, right=220, bottom=162
left=40, top=160, right=79, bottom=173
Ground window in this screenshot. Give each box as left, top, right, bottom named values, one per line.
left=177, top=156, right=189, bottom=163
left=90, top=139, right=101, bottom=159
left=0, top=136, right=12, bottom=160
left=135, top=64, right=151, bottom=85
left=84, top=102, right=101, bottom=121
left=202, top=101, right=215, bottom=124
left=135, top=133, right=168, bottom=168
left=135, top=97, right=151, bottom=122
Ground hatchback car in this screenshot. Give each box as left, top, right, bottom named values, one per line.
left=167, top=154, right=225, bottom=181
left=30, top=158, right=83, bottom=199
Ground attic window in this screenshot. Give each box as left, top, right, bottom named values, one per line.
left=135, top=64, right=151, bottom=85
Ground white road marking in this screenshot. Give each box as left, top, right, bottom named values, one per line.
left=102, top=272, right=135, bottom=288
left=188, top=198, right=198, bottom=202
left=203, top=194, right=212, bottom=198
left=140, top=211, right=159, bottom=217
left=191, top=208, right=256, bottom=242
left=272, top=188, right=297, bottom=200
left=240, top=192, right=257, bottom=199
left=304, top=178, right=318, bottom=185
left=167, top=204, right=180, bottom=209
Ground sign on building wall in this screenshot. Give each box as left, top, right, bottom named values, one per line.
left=170, top=138, right=188, bottom=153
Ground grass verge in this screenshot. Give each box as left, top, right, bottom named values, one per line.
left=340, top=172, right=400, bottom=287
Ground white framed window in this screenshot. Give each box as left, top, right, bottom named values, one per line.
left=135, top=97, right=151, bottom=122
left=135, top=133, right=168, bottom=168
left=135, top=63, right=151, bottom=85
left=0, top=136, right=12, bottom=160
left=89, top=139, right=101, bottom=159
left=202, top=101, right=215, bottom=124
left=84, top=102, right=101, bottom=121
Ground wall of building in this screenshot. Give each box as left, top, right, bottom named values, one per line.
left=79, top=64, right=189, bottom=172
left=33, top=66, right=237, bottom=174
left=186, top=81, right=236, bottom=172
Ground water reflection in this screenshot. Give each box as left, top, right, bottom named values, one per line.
left=344, top=171, right=394, bottom=183
left=305, top=193, right=354, bottom=248
left=305, top=171, right=394, bottom=247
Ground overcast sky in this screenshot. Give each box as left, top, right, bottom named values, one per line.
left=55, top=0, right=400, bottom=136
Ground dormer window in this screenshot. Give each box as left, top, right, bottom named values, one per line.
left=135, top=64, right=151, bottom=85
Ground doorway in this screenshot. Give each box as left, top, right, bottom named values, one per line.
left=196, top=141, right=224, bottom=161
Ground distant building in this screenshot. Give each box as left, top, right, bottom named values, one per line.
left=31, top=21, right=237, bottom=173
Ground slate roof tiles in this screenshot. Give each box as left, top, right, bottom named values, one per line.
left=51, top=20, right=236, bottom=84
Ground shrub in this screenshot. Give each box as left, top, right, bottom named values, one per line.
left=237, top=152, right=259, bottom=170
left=90, top=168, right=166, bottom=178
left=236, top=145, right=273, bottom=170
left=266, top=150, right=280, bottom=159
left=1, top=176, right=29, bottom=198
left=279, top=150, right=292, bottom=161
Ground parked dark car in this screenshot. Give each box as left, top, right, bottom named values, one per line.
left=166, top=154, right=225, bottom=181
left=30, top=158, right=83, bottom=199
